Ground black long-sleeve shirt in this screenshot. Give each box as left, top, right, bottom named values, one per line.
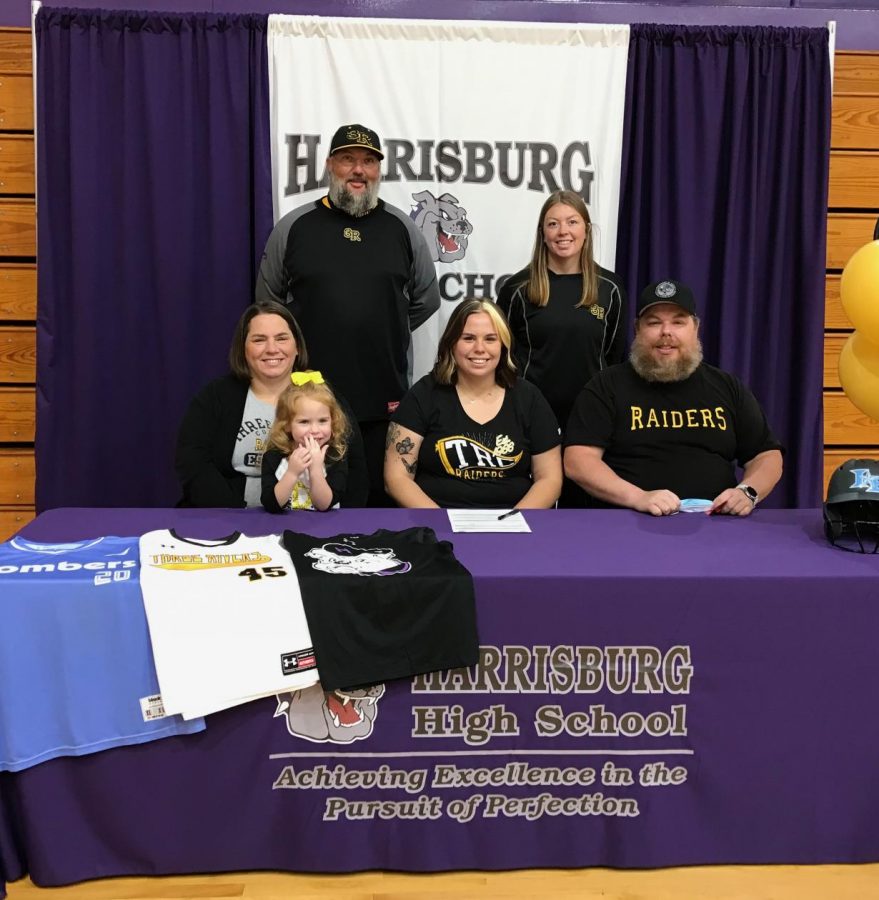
left=497, top=264, right=627, bottom=431
left=256, top=197, right=440, bottom=422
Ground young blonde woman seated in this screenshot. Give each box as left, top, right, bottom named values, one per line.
left=385, top=299, right=562, bottom=510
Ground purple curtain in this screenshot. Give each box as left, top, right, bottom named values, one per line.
left=617, top=24, right=831, bottom=508
left=35, top=8, right=273, bottom=509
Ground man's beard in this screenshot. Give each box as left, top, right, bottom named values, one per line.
left=328, top=172, right=380, bottom=217
left=630, top=336, right=703, bottom=383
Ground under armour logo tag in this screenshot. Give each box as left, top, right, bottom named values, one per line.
left=281, top=649, right=317, bottom=675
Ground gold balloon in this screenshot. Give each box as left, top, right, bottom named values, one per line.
left=840, top=240, right=879, bottom=342
left=839, top=332, right=879, bottom=422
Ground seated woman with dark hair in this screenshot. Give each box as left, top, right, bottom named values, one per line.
left=384, top=299, right=562, bottom=509
left=176, top=300, right=367, bottom=508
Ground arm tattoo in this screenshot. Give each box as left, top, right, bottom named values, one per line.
left=395, top=435, right=416, bottom=475
left=385, top=423, right=400, bottom=450
left=387, top=423, right=417, bottom=476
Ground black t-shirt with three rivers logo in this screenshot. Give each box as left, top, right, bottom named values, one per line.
left=391, top=374, right=561, bottom=509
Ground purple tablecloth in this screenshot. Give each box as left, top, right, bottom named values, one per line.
left=2, top=507, right=879, bottom=892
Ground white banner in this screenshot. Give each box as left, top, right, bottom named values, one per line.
left=268, top=15, right=629, bottom=379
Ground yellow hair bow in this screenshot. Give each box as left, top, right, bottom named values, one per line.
left=290, top=371, right=325, bottom=386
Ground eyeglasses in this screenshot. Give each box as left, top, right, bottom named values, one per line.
left=332, top=153, right=381, bottom=170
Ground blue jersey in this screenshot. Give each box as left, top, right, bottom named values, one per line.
left=0, top=536, right=204, bottom=772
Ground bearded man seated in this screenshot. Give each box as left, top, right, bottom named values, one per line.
left=563, top=280, right=783, bottom=517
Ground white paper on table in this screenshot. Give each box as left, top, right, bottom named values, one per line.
left=447, top=509, right=531, bottom=533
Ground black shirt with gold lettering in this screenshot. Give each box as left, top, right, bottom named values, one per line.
left=565, top=362, right=782, bottom=507
left=393, top=375, right=560, bottom=508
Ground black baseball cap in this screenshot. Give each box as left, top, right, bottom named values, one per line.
left=637, top=280, right=697, bottom=317
left=329, top=123, right=383, bottom=159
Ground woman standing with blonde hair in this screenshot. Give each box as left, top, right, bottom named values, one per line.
left=497, top=190, right=627, bottom=506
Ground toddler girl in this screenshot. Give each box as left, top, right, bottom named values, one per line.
left=261, top=372, right=350, bottom=511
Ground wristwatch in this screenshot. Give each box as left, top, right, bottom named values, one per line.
left=736, top=484, right=758, bottom=505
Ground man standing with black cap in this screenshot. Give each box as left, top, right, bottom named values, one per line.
left=256, top=123, right=440, bottom=506
left=564, top=279, right=783, bottom=516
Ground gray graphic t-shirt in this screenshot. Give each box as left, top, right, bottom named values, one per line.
left=232, top=389, right=275, bottom=507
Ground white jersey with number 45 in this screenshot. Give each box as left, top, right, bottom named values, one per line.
left=138, top=530, right=318, bottom=719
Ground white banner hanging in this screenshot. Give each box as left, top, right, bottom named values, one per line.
left=267, top=15, right=630, bottom=379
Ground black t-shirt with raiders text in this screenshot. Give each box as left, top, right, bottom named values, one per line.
left=565, top=362, right=783, bottom=507
left=392, top=375, right=560, bottom=509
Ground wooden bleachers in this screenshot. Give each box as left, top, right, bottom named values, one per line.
left=0, top=28, right=35, bottom=539
left=824, top=52, right=879, bottom=491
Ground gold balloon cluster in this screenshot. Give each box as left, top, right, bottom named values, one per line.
left=839, top=240, right=879, bottom=421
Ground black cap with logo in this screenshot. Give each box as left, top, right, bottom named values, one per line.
left=329, top=123, right=383, bottom=159
left=637, top=280, right=697, bottom=318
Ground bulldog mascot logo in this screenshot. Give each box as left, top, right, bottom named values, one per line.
left=410, top=190, right=473, bottom=263
left=275, top=683, right=385, bottom=744
left=305, top=541, right=412, bottom=576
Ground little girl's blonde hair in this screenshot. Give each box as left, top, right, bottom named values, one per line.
left=266, top=373, right=350, bottom=462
